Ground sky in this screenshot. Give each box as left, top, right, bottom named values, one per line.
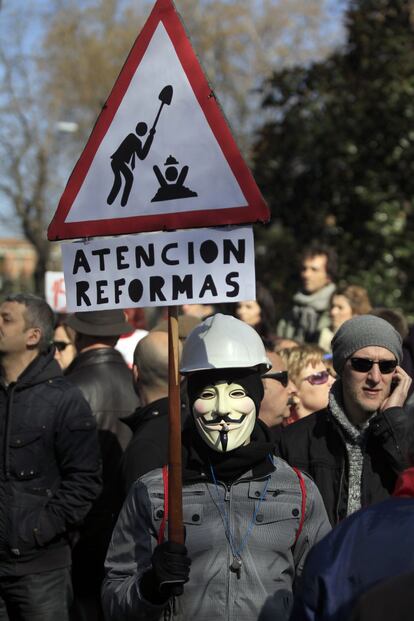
left=0, top=0, right=347, bottom=239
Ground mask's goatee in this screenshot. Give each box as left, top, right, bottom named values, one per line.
left=219, top=422, right=230, bottom=451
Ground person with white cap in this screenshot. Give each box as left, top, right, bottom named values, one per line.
left=102, top=314, right=330, bottom=621
left=277, top=314, right=412, bottom=526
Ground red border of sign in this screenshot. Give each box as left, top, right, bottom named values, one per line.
left=48, top=0, right=270, bottom=241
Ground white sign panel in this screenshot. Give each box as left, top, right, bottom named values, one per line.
left=62, top=227, right=255, bottom=312
left=45, top=271, right=67, bottom=312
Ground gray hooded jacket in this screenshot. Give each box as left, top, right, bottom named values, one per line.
left=102, top=457, right=330, bottom=621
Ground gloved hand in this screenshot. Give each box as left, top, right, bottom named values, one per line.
left=152, top=541, right=191, bottom=591
left=140, top=542, right=191, bottom=603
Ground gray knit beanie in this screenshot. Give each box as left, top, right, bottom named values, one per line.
left=332, top=315, right=402, bottom=375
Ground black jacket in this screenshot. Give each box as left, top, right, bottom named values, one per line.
left=120, top=397, right=188, bottom=497
left=276, top=406, right=408, bottom=525
left=402, top=325, right=414, bottom=398
left=0, top=348, right=101, bottom=576
left=65, top=347, right=138, bottom=459
left=65, top=347, right=139, bottom=589
left=65, top=347, right=139, bottom=504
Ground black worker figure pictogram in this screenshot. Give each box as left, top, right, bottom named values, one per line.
left=151, top=155, right=198, bottom=202
left=107, top=85, right=173, bottom=208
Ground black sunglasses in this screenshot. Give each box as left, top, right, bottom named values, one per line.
left=262, top=371, right=289, bottom=387
left=53, top=341, right=72, bottom=352
left=350, top=358, right=398, bottom=374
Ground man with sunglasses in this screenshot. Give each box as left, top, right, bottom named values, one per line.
left=259, top=351, right=295, bottom=433
left=277, top=315, right=411, bottom=525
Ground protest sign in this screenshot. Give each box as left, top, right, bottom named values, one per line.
left=62, top=226, right=255, bottom=311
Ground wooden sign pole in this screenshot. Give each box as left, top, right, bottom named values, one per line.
left=167, top=305, right=184, bottom=545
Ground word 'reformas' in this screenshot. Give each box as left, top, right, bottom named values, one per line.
left=62, top=227, right=256, bottom=310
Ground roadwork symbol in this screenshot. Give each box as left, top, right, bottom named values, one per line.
left=107, top=85, right=174, bottom=207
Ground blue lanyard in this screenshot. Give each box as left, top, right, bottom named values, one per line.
left=209, top=461, right=271, bottom=562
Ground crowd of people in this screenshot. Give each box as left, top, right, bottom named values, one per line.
left=1, top=246, right=413, bottom=620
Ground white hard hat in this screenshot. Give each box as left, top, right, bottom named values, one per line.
left=180, top=313, right=271, bottom=375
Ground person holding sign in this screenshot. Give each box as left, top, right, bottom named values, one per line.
left=102, top=314, right=330, bottom=621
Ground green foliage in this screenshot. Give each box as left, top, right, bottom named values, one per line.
left=253, top=0, right=414, bottom=319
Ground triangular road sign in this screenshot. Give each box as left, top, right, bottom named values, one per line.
left=48, top=0, right=270, bottom=241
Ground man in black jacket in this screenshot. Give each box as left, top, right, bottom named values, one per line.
left=120, top=330, right=186, bottom=496
left=0, top=294, right=101, bottom=620
left=277, top=315, right=411, bottom=525
left=65, top=309, right=139, bottom=621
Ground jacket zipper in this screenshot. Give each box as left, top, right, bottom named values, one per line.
left=225, top=482, right=232, bottom=621
left=3, top=383, right=16, bottom=481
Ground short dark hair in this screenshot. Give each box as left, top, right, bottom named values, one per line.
left=255, top=282, right=276, bottom=334
left=301, top=242, right=338, bottom=281
left=5, top=294, right=54, bottom=352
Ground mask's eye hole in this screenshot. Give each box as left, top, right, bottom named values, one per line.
left=229, top=388, right=246, bottom=398
left=198, top=388, right=215, bottom=399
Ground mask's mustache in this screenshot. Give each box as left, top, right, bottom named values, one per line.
left=199, top=413, right=246, bottom=427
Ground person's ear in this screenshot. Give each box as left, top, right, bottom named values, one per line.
left=26, top=327, right=41, bottom=348
left=133, top=364, right=140, bottom=384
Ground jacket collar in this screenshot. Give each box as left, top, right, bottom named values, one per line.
left=65, top=346, right=126, bottom=373
left=121, top=397, right=169, bottom=433
left=1, top=347, right=61, bottom=391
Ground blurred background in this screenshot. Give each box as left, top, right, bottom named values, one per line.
left=1, top=0, right=413, bottom=320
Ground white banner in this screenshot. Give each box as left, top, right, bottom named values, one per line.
left=45, top=271, right=67, bottom=312
left=62, top=226, right=256, bottom=311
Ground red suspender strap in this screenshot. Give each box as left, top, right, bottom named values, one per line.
left=157, top=465, right=169, bottom=545
left=292, top=467, right=307, bottom=545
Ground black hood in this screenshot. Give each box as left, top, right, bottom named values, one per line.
left=121, top=397, right=169, bottom=434
left=2, top=346, right=62, bottom=390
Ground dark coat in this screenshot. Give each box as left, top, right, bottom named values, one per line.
left=290, top=469, right=414, bottom=621
left=65, top=347, right=139, bottom=590
left=350, top=570, right=414, bottom=621
left=65, top=347, right=139, bottom=507
left=65, top=347, right=138, bottom=457
left=0, top=348, right=101, bottom=577
left=120, top=397, right=188, bottom=497
left=276, top=405, right=408, bottom=525
left=402, top=325, right=414, bottom=397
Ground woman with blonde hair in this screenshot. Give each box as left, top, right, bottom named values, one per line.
left=279, top=344, right=334, bottom=424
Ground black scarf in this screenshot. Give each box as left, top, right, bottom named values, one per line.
left=182, top=418, right=275, bottom=483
